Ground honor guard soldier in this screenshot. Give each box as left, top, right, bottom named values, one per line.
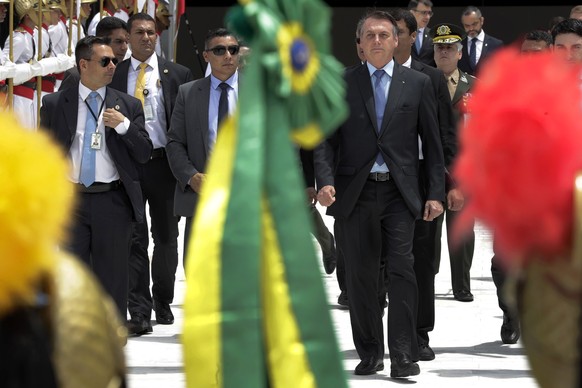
left=2, top=0, right=48, bottom=129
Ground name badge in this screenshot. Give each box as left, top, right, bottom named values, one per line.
left=91, top=132, right=102, bottom=149
left=144, top=102, right=154, bottom=121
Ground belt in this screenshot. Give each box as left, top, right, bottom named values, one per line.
left=150, top=147, right=166, bottom=159
left=77, top=180, right=121, bottom=193
left=368, top=172, right=390, bottom=181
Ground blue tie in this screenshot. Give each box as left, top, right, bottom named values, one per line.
left=80, top=91, right=99, bottom=187
left=469, top=37, right=477, bottom=70
left=415, top=30, right=422, bottom=53
left=373, top=69, right=387, bottom=166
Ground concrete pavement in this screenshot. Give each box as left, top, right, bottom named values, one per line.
left=125, top=211, right=538, bottom=388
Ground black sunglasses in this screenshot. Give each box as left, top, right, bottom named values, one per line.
left=87, top=56, right=119, bottom=67
left=206, top=45, right=240, bottom=56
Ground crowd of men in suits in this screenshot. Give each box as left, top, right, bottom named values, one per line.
left=0, top=0, right=242, bottom=340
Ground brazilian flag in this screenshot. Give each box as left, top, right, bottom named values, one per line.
left=182, top=0, right=348, bottom=387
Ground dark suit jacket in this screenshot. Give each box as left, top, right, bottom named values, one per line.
left=458, top=33, right=504, bottom=76
left=39, top=86, right=153, bottom=222
left=166, top=76, right=211, bottom=217
left=59, top=66, right=80, bottom=91
left=316, top=62, right=445, bottom=219
left=411, top=59, right=456, bottom=168
left=109, top=55, right=194, bottom=126
left=411, top=27, right=436, bottom=67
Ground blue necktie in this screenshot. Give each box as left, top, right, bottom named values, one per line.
left=80, top=91, right=99, bottom=187
left=415, top=30, right=422, bottom=53
left=373, top=69, right=387, bottom=166
left=469, top=37, right=477, bottom=70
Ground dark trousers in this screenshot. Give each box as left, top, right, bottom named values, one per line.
left=309, top=204, right=336, bottom=262
left=442, top=209, right=475, bottom=293
left=334, top=220, right=347, bottom=293
left=413, top=214, right=440, bottom=346
left=69, top=188, right=132, bottom=318
left=342, top=179, right=418, bottom=361
left=183, top=215, right=194, bottom=270
left=491, top=240, right=512, bottom=317
left=128, top=156, right=180, bottom=319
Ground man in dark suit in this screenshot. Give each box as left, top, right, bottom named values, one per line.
left=166, top=28, right=239, bottom=264
left=391, top=9, right=457, bottom=363
left=316, top=10, right=445, bottom=379
left=39, top=35, right=152, bottom=319
left=109, top=12, right=193, bottom=335
left=458, top=6, right=504, bottom=76
left=408, top=0, right=436, bottom=67
left=60, top=16, right=129, bottom=91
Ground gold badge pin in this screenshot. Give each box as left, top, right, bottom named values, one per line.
left=115, top=105, right=120, bottom=110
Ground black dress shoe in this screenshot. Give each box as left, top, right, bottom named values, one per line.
left=418, top=343, right=435, bottom=361
left=354, top=357, right=384, bottom=375
left=127, top=313, right=153, bottom=336
left=337, top=291, right=349, bottom=308
left=501, top=314, right=520, bottom=344
left=454, top=290, right=474, bottom=302
left=153, top=300, right=175, bottom=325
left=322, top=255, right=336, bottom=275
left=390, top=354, right=420, bottom=378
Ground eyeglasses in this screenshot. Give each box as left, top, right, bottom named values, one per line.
left=412, top=9, right=434, bottom=17
left=205, top=45, right=240, bottom=56
left=86, top=56, right=119, bottom=67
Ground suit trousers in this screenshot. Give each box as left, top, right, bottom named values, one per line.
left=128, top=155, right=180, bottom=319
left=68, top=188, right=133, bottom=319
left=491, top=240, right=514, bottom=318
left=413, top=214, right=440, bottom=346
left=413, top=163, right=441, bottom=346
left=341, top=179, right=418, bottom=362
left=334, top=220, right=347, bottom=294
left=445, top=209, right=475, bottom=293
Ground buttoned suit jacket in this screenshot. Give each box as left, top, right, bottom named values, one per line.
left=316, top=62, right=445, bottom=220
left=109, top=55, right=194, bottom=126
left=412, top=27, right=436, bottom=67
left=39, top=85, right=152, bottom=222
left=458, top=33, right=504, bottom=76
left=165, top=76, right=212, bottom=217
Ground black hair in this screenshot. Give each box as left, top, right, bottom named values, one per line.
left=523, top=30, right=553, bottom=47
left=127, top=12, right=156, bottom=33
left=95, top=16, right=128, bottom=38
left=75, top=35, right=110, bottom=70
left=391, top=8, right=418, bottom=35
left=551, top=18, right=582, bottom=42
left=204, top=28, right=238, bottom=50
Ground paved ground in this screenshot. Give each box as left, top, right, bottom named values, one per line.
left=125, top=210, right=539, bottom=388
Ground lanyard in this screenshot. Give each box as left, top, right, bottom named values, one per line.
left=84, top=96, right=105, bottom=131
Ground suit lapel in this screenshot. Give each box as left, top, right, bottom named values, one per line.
left=355, top=65, right=378, bottom=133
left=381, top=63, right=404, bottom=134
left=196, top=78, right=211, bottom=155
left=63, top=86, right=79, bottom=138
left=157, top=55, right=172, bottom=125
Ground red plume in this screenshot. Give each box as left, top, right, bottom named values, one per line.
left=453, top=49, right=582, bottom=266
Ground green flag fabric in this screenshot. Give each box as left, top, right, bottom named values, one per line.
left=182, top=0, right=348, bottom=387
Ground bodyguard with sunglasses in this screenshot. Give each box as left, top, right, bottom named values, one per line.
left=167, top=28, right=240, bottom=264
left=39, top=35, right=153, bottom=319
left=109, top=12, right=193, bottom=336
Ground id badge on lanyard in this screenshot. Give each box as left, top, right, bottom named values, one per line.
left=143, top=88, right=154, bottom=121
